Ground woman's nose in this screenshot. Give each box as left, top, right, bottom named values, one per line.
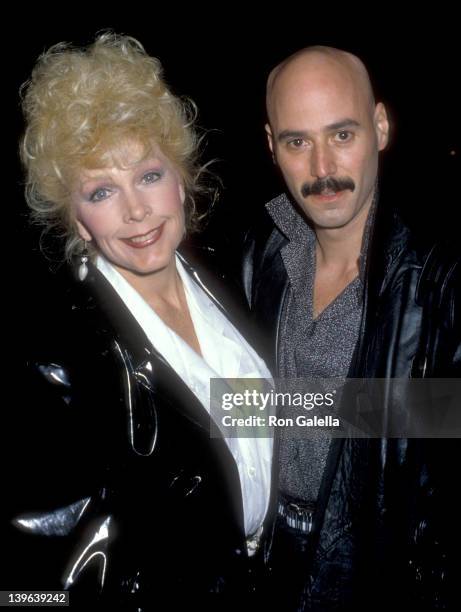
left=122, top=190, right=151, bottom=223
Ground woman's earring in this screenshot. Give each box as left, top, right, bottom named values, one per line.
left=78, top=242, right=89, bottom=281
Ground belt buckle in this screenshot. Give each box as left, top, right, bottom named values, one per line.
left=287, top=501, right=303, bottom=514
left=280, top=499, right=314, bottom=534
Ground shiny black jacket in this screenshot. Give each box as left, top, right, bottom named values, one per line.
left=2, top=249, right=256, bottom=610
left=242, top=194, right=460, bottom=610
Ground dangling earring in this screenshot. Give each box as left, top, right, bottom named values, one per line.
left=78, top=242, right=89, bottom=281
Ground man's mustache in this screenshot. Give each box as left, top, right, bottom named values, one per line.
left=301, top=177, right=355, bottom=198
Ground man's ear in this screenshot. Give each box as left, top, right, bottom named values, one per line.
left=265, top=123, right=274, bottom=154
left=265, top=123, right=277, bottom=164
left=374, top=102, right=390, bottom=151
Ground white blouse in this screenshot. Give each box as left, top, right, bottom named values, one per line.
left=96, top=254, right=273, bottom=539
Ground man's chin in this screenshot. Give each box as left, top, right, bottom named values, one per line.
left=308, top=210, right=353, bottom=231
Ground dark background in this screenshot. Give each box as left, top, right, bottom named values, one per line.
left=10, top=15, right=460, bottom=283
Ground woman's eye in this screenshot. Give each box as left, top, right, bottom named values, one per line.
left=142, top=171, right=161, bottom=184
left=89, top=188, right=110, bottom=202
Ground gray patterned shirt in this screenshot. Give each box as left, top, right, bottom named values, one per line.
left=266, top=194, right=365, bottom=502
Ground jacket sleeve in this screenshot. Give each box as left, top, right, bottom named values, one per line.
left=407, top=240, right=461, bottom=608
left=0, top=308, right=123, bottom=596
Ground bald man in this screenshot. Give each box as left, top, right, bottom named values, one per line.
left=242, top=47, right=459, bottom=609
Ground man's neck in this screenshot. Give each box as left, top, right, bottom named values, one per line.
left=314, top=201, right=371, bottom=275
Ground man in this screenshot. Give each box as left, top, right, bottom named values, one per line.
left=242, top=46, right=460, bottom=610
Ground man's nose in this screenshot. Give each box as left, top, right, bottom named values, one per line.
left=310, top=144, right=337, bottom=179
left=122, top=190, right=150, bottom=223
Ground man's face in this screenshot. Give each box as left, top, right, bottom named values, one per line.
left=267, top=61, right=389, bottom=230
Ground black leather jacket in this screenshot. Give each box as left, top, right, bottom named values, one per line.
left=2, top=248, right=258, bottom=610
left=242, top=193, right=460, bottom=610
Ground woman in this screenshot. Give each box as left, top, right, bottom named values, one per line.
left=6, top=33, right=272, bottom=609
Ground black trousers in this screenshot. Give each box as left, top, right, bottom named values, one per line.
left=262, top=514, right=313, bottom=611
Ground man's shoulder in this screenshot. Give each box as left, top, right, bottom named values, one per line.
left=394, top=220, right=461, bottom=295
left=412, top=237, right=461, bottom=376
left=415, top=238, right=461, bottom=306
left=372, top=206, right=456, bottom=285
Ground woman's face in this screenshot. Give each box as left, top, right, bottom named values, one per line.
left=72, top=142, right=186, bottom=284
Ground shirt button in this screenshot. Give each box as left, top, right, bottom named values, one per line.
left=247, top=466, right=256, bottom=478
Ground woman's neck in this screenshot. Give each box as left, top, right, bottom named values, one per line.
left=113, top=257, right=184, bottom=309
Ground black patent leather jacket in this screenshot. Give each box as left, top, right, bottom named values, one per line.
left=242, top=193, right=460, bottom=610
left=1, top=249, right=256, bottom=610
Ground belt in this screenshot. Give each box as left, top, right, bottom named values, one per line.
left=277, top=495, right=315, bottom=534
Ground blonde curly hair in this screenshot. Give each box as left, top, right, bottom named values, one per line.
left=20, top=32, right=209, bottom=259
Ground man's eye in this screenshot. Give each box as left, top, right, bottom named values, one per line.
left=89, top=188, right=110, bottom=202
left=336, top=131, right=352, bottom=142
left=288, top=138, right=305, bottom=149
left=142, top=171, right=161, bottom=183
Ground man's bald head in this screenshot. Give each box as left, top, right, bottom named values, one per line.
left=264, top=45, right=389, bottom=232
left=267, top=46, right=375, bottom=123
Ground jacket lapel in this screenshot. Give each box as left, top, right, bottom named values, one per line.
left=75, top=264, right=220, bottom=444
left=251, top=229, right=289, bottom=375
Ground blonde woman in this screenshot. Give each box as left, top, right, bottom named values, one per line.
left=7, top=33, right=272, bottom=609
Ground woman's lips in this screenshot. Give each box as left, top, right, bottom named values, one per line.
left=121, top=223, right=165, bottom=248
